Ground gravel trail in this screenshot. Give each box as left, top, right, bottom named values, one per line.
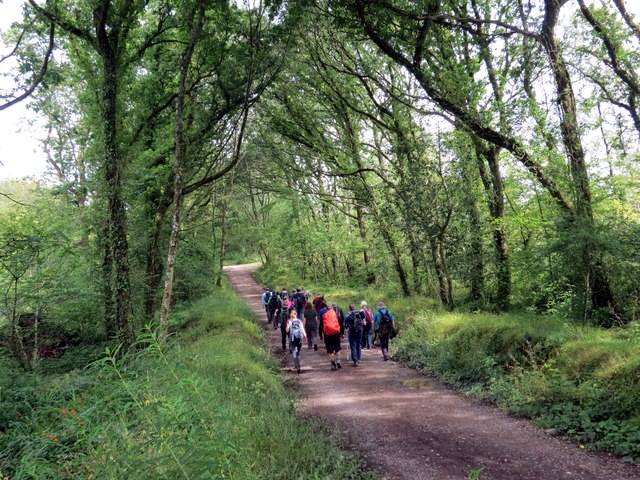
left=225, top=263, right=640, bottom=480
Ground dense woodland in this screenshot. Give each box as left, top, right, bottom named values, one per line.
left=1, top=0, right=640, bottom=474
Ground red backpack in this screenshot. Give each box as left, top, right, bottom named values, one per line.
left=323, top=308, right=340, bottom=336
left=363, top=307, right=373, bottom=325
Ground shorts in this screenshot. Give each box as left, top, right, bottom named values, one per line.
left=324, top=334, right=341, bottom=354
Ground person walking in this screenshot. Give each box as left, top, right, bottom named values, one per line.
left=261, top=288, right=271, bottom=322
left=373, top=302, right=396, bottom=361
left=313, top=294, right=327, bottom=314
left=267, top=289, right=280, bottom=325
left=344, top=304, right=365, bottom=366
left=318, top=303, right=344, bottom=371
left=294, top=288, right=306, bottom=319
left=286, top=310, right=307, bottom=374
left=279, top=299, right=290, bottom=351
left=272, top=291, right=283, bottom=329
left=303, top=301, right=318, bottom=351
left=360, top=301, right=374, bottom=349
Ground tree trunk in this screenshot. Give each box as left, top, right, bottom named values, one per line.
left=100, top=218, right=116, bottom=339
left=143, top=190, right=172, bottom=319
left=159, top=1, right=205, bottom=339
left=541, top=0, right=616, bottom=319
left=438, top=233, right=453, bottom=307
left=429, top=236, right=448, bottom=307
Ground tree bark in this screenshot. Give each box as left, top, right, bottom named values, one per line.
left=540, top=0, right=616, bottom=318
left=159, top=1, right=205, bottom=339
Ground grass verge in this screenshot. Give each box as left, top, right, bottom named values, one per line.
left=393, top=311, right=640, bottom=462
left=0, top=287, right=376, bottom=479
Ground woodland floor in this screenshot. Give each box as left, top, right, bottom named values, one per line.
left=224, top=263, right=640, bottom=480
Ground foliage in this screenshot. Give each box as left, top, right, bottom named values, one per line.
left=0, top=288, right=376, bottom=479
left=392, top=310, right=640, bottom=461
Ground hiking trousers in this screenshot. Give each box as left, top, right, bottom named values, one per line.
left=379, top=333, right=390, bottom=355
left=362, top=323, right=373, bottom=349
left=305, top=324, right=317, bottom=348
left=290, top=339, right=302, bottom=369
left=348, top=329, right=362, bottom=362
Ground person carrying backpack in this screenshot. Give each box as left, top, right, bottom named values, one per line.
left=286, top=310, right=307, bottom=374
left=318, top=304, right=344, bottom=371
left=267, top=290, right=281, bottom=325
left=272, top=292, right=283, bottom=329
left=344, top=304, right=365, bottom=366
left=279, top=299, right=290, bottom=351
left=294, top=288, right=306, bottom=319
left=313, top=294, right=327, bottom=314
left=261, top=288, right=271, bottom=321
left=360, top=300, right=374, bottom=349
left=303, top=301, right=318, bottom=351
left=373, top=302, right=396, bottom=361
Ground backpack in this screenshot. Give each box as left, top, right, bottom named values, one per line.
left=290, top=318, right=303, bottom=342
left=363, top=308, right=373, bottom=325
left=379, top=309, right=392, bottom=325
left=323, top=308, right=340, bottom=336
left=353, top=310, right=365, bottom=333
left=269, top=293, right=280, bottom=309
left=295, top=292, right=306, bottom=310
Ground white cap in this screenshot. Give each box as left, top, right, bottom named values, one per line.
left=360, top=301, right=367, bottom=307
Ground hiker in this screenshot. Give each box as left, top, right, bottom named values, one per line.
left=313, top=294, right=327, bottom=314
left=287, top=310, right=307, bottom=374
left=373, top=302, right=396, bottom=361
left=261, top=288, right=271, bottom=321
left=267, top=289, right=280, bottom=325
left=303, top=301, right=318, bottom=351
left=360, top=301, right=374, bottom=349
left=344, top=304, right=365, bottom=366
left=279, top=299, right=290, bottom=350
left=294, top=288, right=306, bottom=319
left=272, top=291, right=283, bottom=329
left=319, top=303, right=344, bottom=371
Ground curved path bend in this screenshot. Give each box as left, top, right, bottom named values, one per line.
left=225, top=263, right=639, bottom=480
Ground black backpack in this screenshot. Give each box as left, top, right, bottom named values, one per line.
left=269, top=293, right=281, bottom=309
left=353, top=310, right=365, bottom=333
left=380, top=309, right=392, bottom=324
left=295, top=292, right=306, bottom=309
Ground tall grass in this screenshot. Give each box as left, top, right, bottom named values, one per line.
left=0, top=288, right=376, bottom=479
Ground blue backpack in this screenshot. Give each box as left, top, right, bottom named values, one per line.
left=290, top=319, right=303, bottom=342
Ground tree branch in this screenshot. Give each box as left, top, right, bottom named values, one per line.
left=0, top=23, right=55, bottom=111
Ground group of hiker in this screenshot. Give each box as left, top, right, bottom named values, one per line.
left=261, top=287, right=397, bottom=373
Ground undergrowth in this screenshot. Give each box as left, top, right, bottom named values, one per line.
left=0, top=288, right=376, bottom=479
left=392, top=312, right=640, bottom=462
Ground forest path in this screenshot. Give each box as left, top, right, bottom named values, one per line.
left=224, top=263, right=639, bottom=480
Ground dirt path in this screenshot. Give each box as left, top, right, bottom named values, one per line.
left=224, top=264, right=640, bottom=480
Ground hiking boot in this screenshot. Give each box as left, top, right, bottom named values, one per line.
left=314, top=344, right=318, bottom=351
left=353, top=361, right=358, bottom=367
left=336, top=361, right=342, bottom=369
left=384, top=356, right=389, bottom=361
left=331, top=361, right=337, bottom=371
left=296, top=367, right=301, bottom=374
